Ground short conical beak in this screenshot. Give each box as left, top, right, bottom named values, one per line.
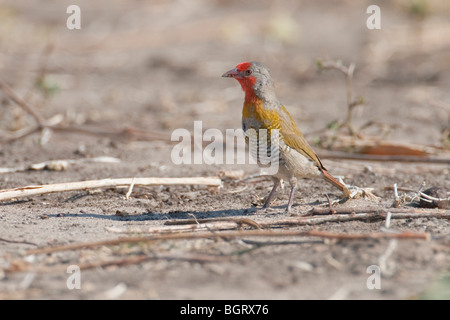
left=222, top=67, right=239, bottom=78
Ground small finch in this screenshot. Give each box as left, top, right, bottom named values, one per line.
left=222, top=61, right=350, bottom=212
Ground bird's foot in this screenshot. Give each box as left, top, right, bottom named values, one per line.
left=284, top=206, right=301, bottom=215
left=347, top=186, right=379, bottom=200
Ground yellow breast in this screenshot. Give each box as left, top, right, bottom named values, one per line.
left=242, top=100, right=282, bottom=131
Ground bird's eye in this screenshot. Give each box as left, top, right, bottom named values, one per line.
left=245, top=69, right=252, bottom=76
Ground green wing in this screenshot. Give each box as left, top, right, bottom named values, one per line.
left=277, top=105, right=326, bottom=170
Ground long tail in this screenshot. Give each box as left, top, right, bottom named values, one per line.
left=321, top=169, right=351, bottom=198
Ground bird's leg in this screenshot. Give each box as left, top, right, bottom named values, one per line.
left=262, top=178, right=280, bottom=209
left=285, top=177, right=297, bottom=213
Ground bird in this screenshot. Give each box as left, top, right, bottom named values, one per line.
left=222, top=61, right=350, bottom=213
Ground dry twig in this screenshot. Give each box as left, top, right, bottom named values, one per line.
left=0, top=177, right=221, bottom=202
left=0, top=79, right=170, bottom=144
left=165, top=217, right=262, bottom=229
left=318, top=150, right=450, bottom=164
left=106, top=221, right=242, bottom=234
left=105, top=218, right=262, bottom=235
left=317, top=59, right=364, bottom=136
left=0, top=237, right=38, bottom=246
left=0, top=80, right=46, bottom=127
left=102, top=209, right=450, bottom=235
left=5, top=253, right=228, bottom=274
left=307, top=206, right=448, bottom=216
left=26, top=228, right=430, bottom=256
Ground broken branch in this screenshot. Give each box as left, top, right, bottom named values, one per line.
left=0, top=80, right=46, bottom=126
left=26, top=228, right=429, bottom=256
left=0, top=176, right=222, bottom=202
left=318, top=150, right=450, bottom=164
left=0, top=79, right=171, bottom=145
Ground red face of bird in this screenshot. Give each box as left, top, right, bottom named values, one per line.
left=222, top=62, right=256, bottom=89
left=222, top=62, right=275, bottom=101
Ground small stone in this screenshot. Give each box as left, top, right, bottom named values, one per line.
left=419, top=187, right=449, bottom=209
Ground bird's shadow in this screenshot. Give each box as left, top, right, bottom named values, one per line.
left=48, top=209, right=252, bottom=221
left=44, top=199, right=327, bottom=221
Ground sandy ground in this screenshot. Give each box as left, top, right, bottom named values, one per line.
left=1, top=0, right=450, bottom=300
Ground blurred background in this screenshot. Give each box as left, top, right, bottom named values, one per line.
left=1, top=0, right=450, bottom=160
left=1, top=0, right=450, bottom=301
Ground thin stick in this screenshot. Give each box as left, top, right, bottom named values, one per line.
left=0, top=80, right=46, bottom=126
left=318, top=150, right=450, bottom=164
left=324, top=194, right=337, bottom=214
left=385, top=211, right=392, bottom=228
left=0, top=126, right=42, bottom=144
left=0, top=123, right=171, bottom=145
left=317, top=59, right=363, bottom=135
left=307, top=206, right=449, bottom=216
left=392, top=183, right=402, bottom=208
left=241, top=239, right=324, bottom=246
left=106, top=221, right=241, bottom=234
left=164, top=217, right=262, bottom=230
left=258, top=211, right=450, bottom=229
left=0, top=177, right=221, bottom=202
left=0, top=80, right=171, bottom=144
left=0, top=237, right=38, bottom=246
left=8, top=253, right=228, bottom=274
left=106, top=218, right=261, bottom=234
left=26, top=229, right=429, bottom=255
left=156, top=210, right=450, bottom=231
left=378, top=238, right=398, bottom=277
left=126, top=177, right=136, bottom=200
